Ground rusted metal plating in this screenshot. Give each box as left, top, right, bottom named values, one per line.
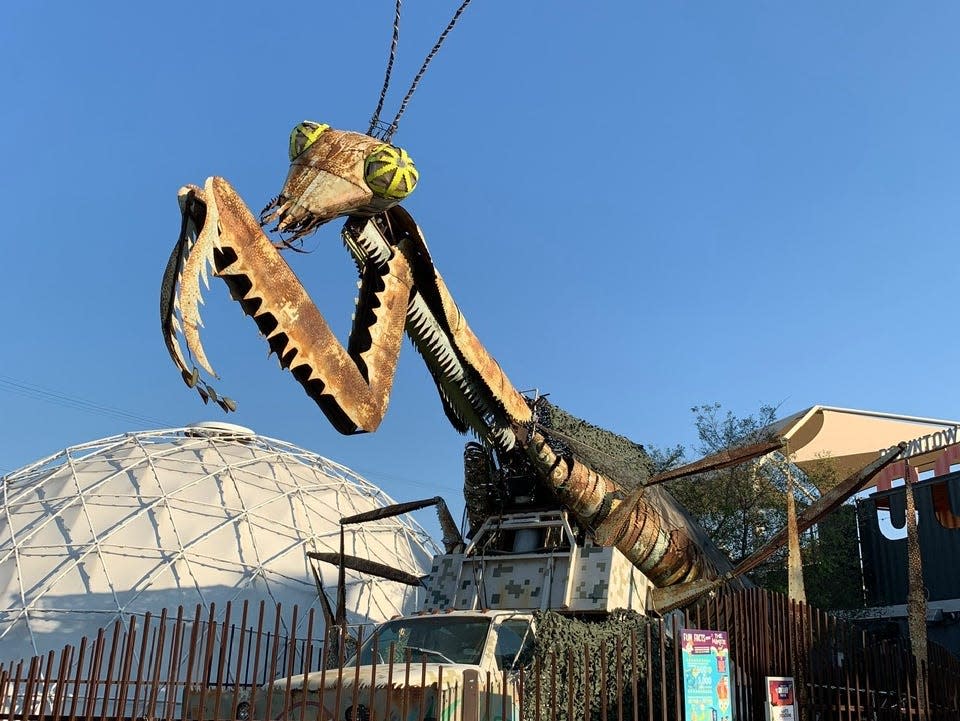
left=164, top=177, right=528, bottom=445
left=520, top=428, right=711, bottom=587
left=161, top=123, right=714, bottom=588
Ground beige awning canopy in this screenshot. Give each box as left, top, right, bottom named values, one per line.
left=651, top=405, right=960, bottom=485
left=772, top=405, right=959, bottom=477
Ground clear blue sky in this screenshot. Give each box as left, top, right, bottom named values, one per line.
left=2, top=2, right=959, bottom=529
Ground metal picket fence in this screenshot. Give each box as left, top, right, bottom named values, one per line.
left=1, top=589, right=958, bottom=720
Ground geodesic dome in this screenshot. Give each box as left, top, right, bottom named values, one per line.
left=0, top=423, right=439, bottom=661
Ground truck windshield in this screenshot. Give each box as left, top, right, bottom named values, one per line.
left=349, top=616, right=492, bottom=666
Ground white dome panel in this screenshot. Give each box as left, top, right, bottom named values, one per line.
left=0, top=427, right=439, bottom=661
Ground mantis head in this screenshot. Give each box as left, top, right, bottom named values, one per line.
left=260, top=121, right=419, bottom=241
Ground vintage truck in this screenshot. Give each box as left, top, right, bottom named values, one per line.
left=181, top=508, right=657, bottom=721
left=247, top=509, right=657, bottom=720
left=255, top=609, right=533, bottom=721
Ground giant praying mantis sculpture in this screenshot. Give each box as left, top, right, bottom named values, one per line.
left=161, top=122, right=717, bottom=589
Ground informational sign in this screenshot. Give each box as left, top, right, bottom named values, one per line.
left=764, top=677, right=796, bottom=721
left=681, top=629, right=732, bottom=721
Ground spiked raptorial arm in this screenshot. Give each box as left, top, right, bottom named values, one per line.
left=386, top=206, right=533, bottom=450
left=163, top=177, right=414, bottom=434
left=163, top=119, right=531, bottom=446
left=161, top=185, right=237, bottom=411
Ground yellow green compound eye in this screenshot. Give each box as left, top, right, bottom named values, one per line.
left=288, top=121, right=330, bottom=161
left=364, top=145, right=419, bottom=200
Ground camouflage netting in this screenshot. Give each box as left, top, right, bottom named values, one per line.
left=525, top=610, right=679, bottom=721
left=533, top=399, right=653, bottom=490
left=534, top=399, right=741, bottom=582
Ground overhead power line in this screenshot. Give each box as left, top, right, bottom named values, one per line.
left=0, top=374, right=173, bottom=428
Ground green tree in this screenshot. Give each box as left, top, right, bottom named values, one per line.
left=666, top=403, right=785, bottom=563
left=662, top=403, right=863, bottom=610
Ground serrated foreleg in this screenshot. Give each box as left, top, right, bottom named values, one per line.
left=206, top=176, right=413, bottom=434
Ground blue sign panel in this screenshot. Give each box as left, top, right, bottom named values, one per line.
left=681, top=628, right=732, bottom=721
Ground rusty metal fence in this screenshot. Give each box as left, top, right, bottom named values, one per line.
left=688, top=589, right=960, bottom=720
left=1, top=589, right=958, bottom=720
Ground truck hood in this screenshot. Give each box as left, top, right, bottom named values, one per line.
left=268, top=663, right=485, bottom=691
